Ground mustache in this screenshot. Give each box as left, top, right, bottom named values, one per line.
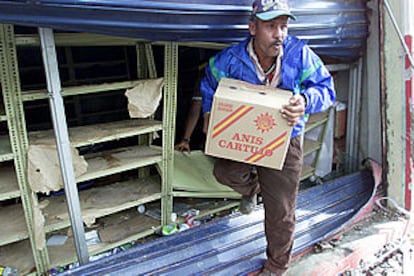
left=271, top=39, right=283, bottom=46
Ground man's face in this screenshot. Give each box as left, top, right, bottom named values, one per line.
left=249, top=16, right=289, bottom=58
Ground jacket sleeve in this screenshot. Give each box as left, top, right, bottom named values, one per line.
left=300, top=45, right=336, bottom=114
left=200, top=54, right=229, bottom=114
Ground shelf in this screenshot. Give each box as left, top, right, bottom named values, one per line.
left=303, top=138, right=322, bottom=156
left=0, top=239, right=36, bottom=275
left=173, top=191, right=241, bottom=199
left=0, top=113, right=6, bottom=122
left=305, top=111, right=329, bottom=133
left=300, top=165, right=315, bottom=180
left=21, top=80, right=144, bottom=101
left=29, top=119, right=162, bottom=148
left=77, top=145, right=162, bottom=183
left=0, top=165, right=20, bottom=201
left=48, top=208, right=161, bottom=269
left=0, top=135, right=13, bottom=161
left=0, top=204, right=29, bottom=246
left=2, top=26, right=171, bottom=274
left=43, top=176, right=162, bottom=232
left=0, top=105, right=5, bottom=121
left=173, top=199, right=239, bottom=219
left=48, top=198, right=238, bottom=269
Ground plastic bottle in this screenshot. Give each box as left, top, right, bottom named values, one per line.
left=170, top=212, right=177, bottom=223
left=0, top=266, right=18, bottom=276
left=161, top=224, right=178, bottom=236
left=137, top=204, right=146, bottom=214
left=161, top=213, right=178, bottom=236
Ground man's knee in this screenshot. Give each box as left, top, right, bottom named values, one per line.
left=213, top=159, right=251, bottom=185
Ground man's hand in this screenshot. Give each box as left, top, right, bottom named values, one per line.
left=175, top=140, right=191, bottom=154
left=281, top=94, right=306, bottom=126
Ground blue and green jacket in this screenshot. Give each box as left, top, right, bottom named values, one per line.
left=200, top=35, right=336, bottom=138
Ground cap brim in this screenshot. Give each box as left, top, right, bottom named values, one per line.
left=256, top=10, right=296, bottom=21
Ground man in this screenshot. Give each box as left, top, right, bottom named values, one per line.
left=174, top=89, right=202, bottom=153
left=200, top=0, right=336, bottom=275
left=175, top=62, right=208, bottom=153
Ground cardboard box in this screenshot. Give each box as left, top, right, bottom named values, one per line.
left=205, top=78, right=293, bottom=170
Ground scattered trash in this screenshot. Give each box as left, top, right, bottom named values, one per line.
left=185, top=214, right=200, bottom=227
left=161, top=224, right=178, bottom=236
left=0, top=265, right=18, bottom=276
left=48, top=200, right=238, bottom=274
left=174, top=202, right=193, bottom=216
left=181, top=208, right=200, bottom=217
left=49, top=266, right=67, bottom=275
left=144, top=208, right=162, bottom=220
left=89, top=251, right=112, bottom=262
left=119, top=242, right=135, bottom=251
left=178, top=223, right=190, bottom=232
left=85, top=230, right=101, bottom=246
left=46, top=234, right=68, bottom=246
left=313, top=241, right=335, bottom=253
left=170, top=212, right=177, bottom=223
left=137, top=204, right=146, bottom=214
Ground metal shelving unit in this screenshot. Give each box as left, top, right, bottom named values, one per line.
left=0, top=24, right=177, bottom=274
left=1, top=24, right=44, bottom=273
left=301, top=110, right=331, bottom=180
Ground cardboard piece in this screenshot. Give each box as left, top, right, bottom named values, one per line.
left=27, top=144, right=88, bottom=194
left=125, top=78, right=164, bottom=118
left=334, top=102, right=347, bottom=139
left=205, top=78, right=293, bottom=170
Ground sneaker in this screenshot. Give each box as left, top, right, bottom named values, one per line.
left=239, top=194, right=257, bottom=214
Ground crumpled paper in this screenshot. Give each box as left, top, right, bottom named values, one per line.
left=125, top=78, right=164, bottom=118
left=27, top=144, right=88, bottom=194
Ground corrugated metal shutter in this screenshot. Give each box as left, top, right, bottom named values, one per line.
left=0, top=0, right=368, bottom=61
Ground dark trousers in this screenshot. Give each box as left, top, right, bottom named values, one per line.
left=213, top=136, right=303, bottom=275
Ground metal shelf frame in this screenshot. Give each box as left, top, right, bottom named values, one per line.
left=0, top=24, right=50, bottom=271
left=0, top=24, right=177, bottom=274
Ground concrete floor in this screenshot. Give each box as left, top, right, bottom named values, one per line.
left=285, top=209, right=413, bottom=276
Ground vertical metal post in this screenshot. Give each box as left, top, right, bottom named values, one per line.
left=161, top=42, right=178, bottom=225
left=0, top=24, right=50, bottom=273
left=145, top=43, right=158, bottom=79
left=136, top=43, right=148, bottom=80
left=38, top=27, right=89, bottom=264
left=345, top=66, right=355, bottom=173
left=354, top=58, right=363, bottom=171
left=345, top=59, right=363, bottom=173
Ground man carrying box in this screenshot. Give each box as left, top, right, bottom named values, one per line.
left=200, top=0, right=336, bottom=275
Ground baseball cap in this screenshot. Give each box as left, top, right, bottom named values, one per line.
left=252, top=0, right=296, bottom=21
